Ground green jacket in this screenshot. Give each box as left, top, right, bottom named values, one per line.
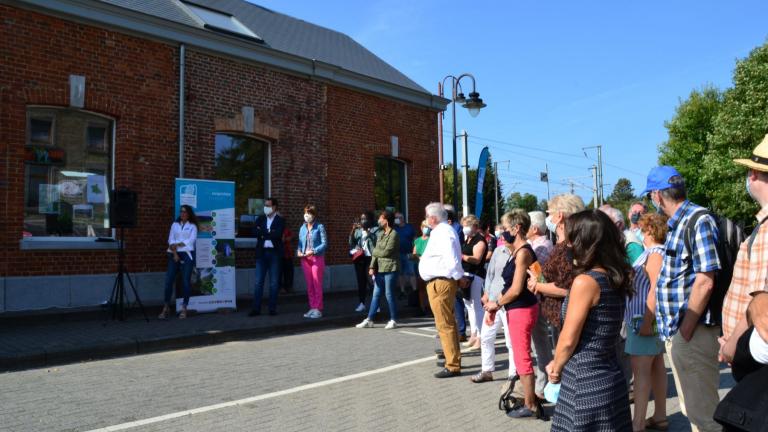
left=370, top=228, right=400, bottom=273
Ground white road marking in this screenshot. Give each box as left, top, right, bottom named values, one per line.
left=418, top=326, right=437, bottom=332
left=399, top=330, right=437, bottom=338
left=84, top=355, right=436, bottom=432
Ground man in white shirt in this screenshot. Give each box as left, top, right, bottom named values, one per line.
left=419, top=202, right=464, bottom=378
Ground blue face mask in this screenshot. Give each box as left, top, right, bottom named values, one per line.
left=632, top=227, right=644, bottom=243
left=422, top=227, right=430, bottom=236
left=545, top=216, right=557, bottom=233
left=630, top=212, right=641, bottom=225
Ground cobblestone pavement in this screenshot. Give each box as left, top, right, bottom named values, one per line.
left=0, top=318, right=735, bottom=432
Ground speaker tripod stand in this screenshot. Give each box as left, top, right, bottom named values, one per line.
left=109, top=227, right=148, bottom=321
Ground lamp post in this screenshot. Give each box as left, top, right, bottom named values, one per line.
left=438, top=73, right=486, bottom=215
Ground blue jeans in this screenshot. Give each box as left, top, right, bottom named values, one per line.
left=164, top=251, right=194, bottom=306
left=253, top=248, right=281, bottom=312
left=455, top=295, right=467, bottom=335
left=368, top=271, right=398, bottom=321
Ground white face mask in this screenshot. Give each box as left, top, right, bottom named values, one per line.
left=394, top=217, right=402, bottom=225
left=750, top=329, right=768, bottom=364
left=304, top=213, right=314, bottom=223
left=263, top=206, right=273, bottom=216
left=462, top=226, right=473, bottom=237
left=494, top=230, right=502, bottom=238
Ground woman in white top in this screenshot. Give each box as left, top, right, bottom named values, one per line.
left=159, top=205, right=198, bottom=320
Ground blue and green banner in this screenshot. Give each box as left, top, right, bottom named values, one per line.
left=475, top=147, right=490, bottom=217
left=175, top=178, right=236, bottom=312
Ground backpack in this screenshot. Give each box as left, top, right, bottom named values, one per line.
left=682, top=210, right=745, bottom=326
left=497, top=375, right=550, bottom=421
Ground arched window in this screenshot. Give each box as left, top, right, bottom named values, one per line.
left=213, top=133, right=270, bottom=235
left=23, top=107, right=113, bottom=238
left=374, top=157, right=407, bottom=218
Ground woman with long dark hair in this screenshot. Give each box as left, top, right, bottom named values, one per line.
left=548, top=209, right=633, bottom=431
left=349, top=210, right=376, bottom=312
left=159, top=204, right=198, bottom=320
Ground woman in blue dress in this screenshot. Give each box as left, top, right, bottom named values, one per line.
left=547, top=209, right=633, bottom=432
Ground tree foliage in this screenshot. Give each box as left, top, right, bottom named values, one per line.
left=658, top=41, right=768, bottom=225
left=608, top=178, right=635, bottom=203
left=442, top=159, right=503, bottom=225
left=504, top=192, right=542, bottom=213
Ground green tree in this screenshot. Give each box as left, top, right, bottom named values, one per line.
left=658, top=86, right=722, bottom=208
left=504, top=192, right=540, bottom=212
left=608, top=178, right=635, bottom=203
left=441, top=160, right=503, bottom=224
left=658, top=42, right=768, bottom=224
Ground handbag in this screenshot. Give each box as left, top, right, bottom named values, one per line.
left=714, top=365, right=768, bottom=431
left=351, top=248, right=364, bottom=262
left=458, top=275, right=473, bottom=299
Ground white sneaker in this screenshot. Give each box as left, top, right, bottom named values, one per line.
left=308, top=309, right=322, bottom=319
left=377, top=307, right=381, bottom=313
left=356, top=318, right=374, bottom=328
left=303, top=309, right=316, bottom=318
left=384, top=320, right=397, bottom=330
left=355, top=303, right=366, bottom=312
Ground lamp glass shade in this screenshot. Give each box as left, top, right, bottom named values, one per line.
left=468, top=107, right=480, bottom=117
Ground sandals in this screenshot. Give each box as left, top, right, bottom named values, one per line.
left=470, top=371, right=494, bottom=383
left=645, top=417, right=669, bottom=431
left=178, top=308, right=187, bottom=319
left=158, top=307, right=169, bottom=320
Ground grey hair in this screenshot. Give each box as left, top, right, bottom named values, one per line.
left=425, top=202, right=447, bottom=222
left=528, top=210, right=547, bottom=233
left=659, top=176, right=687, bottom=202
left=599, top=205, right=626, bottom=230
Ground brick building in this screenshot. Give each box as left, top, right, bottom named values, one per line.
left=0, top=0, right=447, bottom=312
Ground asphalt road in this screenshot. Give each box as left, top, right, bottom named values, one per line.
left=0, top=317, right=735, bottom=432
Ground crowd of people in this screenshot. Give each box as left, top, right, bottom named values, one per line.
left=158, top=136, right=768, bottom=431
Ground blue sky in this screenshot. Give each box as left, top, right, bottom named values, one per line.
left=252, top=0, right=768, bottom=204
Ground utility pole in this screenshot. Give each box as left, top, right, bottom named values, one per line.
left=583, top=145, right=604, bottom=206
left=545, top=164, right=550, bottom=201
left=590, top=165, right=599, bottom=208
left=569, top=179, right=575, bottom=194
left=597, top=145, right=604, bottom=206
left=461, top=130, right=470, bottom=217
left=494, top=161, right=499, bottom=225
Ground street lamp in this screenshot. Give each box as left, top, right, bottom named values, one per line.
left=439, top=73, right=487, bottom=214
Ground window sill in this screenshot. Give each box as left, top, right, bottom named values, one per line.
left=20, top=237, right=120, bottom=250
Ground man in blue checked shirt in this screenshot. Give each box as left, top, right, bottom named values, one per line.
left=643, top=166, right=722, bottom=432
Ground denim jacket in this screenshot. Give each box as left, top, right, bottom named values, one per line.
left=297, top=222, right=328, bottom=256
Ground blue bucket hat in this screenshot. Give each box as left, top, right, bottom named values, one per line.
left=641, top=166, right=683, bottom=195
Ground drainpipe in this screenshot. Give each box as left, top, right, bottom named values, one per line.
left=178, top=44, right=186, bottom=178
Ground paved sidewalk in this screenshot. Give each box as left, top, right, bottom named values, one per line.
left=0, top=291, right=418, bottom=371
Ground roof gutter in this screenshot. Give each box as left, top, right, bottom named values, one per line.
left=7, top=0, right=450, bottom=111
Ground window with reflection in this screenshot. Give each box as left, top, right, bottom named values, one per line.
left=213, top=133, right=269, bottom=236
left=374, top=157, right=406, bottom=217
left=23, top=108, right=113, bottom=238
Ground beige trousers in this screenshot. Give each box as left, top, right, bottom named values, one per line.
left=426, top=278, right=461, bottom=372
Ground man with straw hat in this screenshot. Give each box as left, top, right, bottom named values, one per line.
left=719, top=134, right=768, bottom=363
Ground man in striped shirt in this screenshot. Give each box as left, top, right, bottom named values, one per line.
left=643, top=166, right=722, bottom=432
left=720, top=135, right=768, bottom=362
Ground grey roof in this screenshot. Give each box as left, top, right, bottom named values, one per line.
left=98, top=0, right=428, bottom=94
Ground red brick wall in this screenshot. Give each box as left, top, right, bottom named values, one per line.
left=325, top=86, right=439, bottom=263
left=0, top=5, right=179, bottom=276
left=0, top=5, right=439, bottom=276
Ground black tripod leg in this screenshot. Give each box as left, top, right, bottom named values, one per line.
left=109, top=270, right=120, bottom=321
left=124, top=270, right=148, bottom=322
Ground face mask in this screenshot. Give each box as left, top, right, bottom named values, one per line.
left=462, top=226, right=473, bottom=237
left=360, top=219, right=368, bottom=227
left=502, top=231, right=514, bottom=244
left=394, top=217, right=402, bottom=225
left=749, top=329, right=768, bottom=364
left=422, top=227, right=430, bottom=236
left=263, top=206, right=273, bottom=216
left=630, top=212, right=641, bottom=225
left=494, top=230, right=502, bottom=238
left=304, top=213, right=313, bottom=223
left=632, top=227, right=645, bottom=244
left=545, top=215, right=557, bottom=233
left=747, top=173, right=756, bottom=201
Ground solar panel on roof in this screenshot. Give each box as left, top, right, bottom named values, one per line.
left=183, top=2, right=262, bottom=42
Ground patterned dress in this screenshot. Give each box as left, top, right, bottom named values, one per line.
left=551, top=270, right=632, bottom=432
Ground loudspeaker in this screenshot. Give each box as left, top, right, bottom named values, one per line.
left=110, top=188, right=137, bottom=228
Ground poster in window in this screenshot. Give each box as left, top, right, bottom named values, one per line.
left=38, top=184, right=60, bottom=214
left=86, top=175, right=106, bottom=203
left=73, top=204, right=93, bottom=219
